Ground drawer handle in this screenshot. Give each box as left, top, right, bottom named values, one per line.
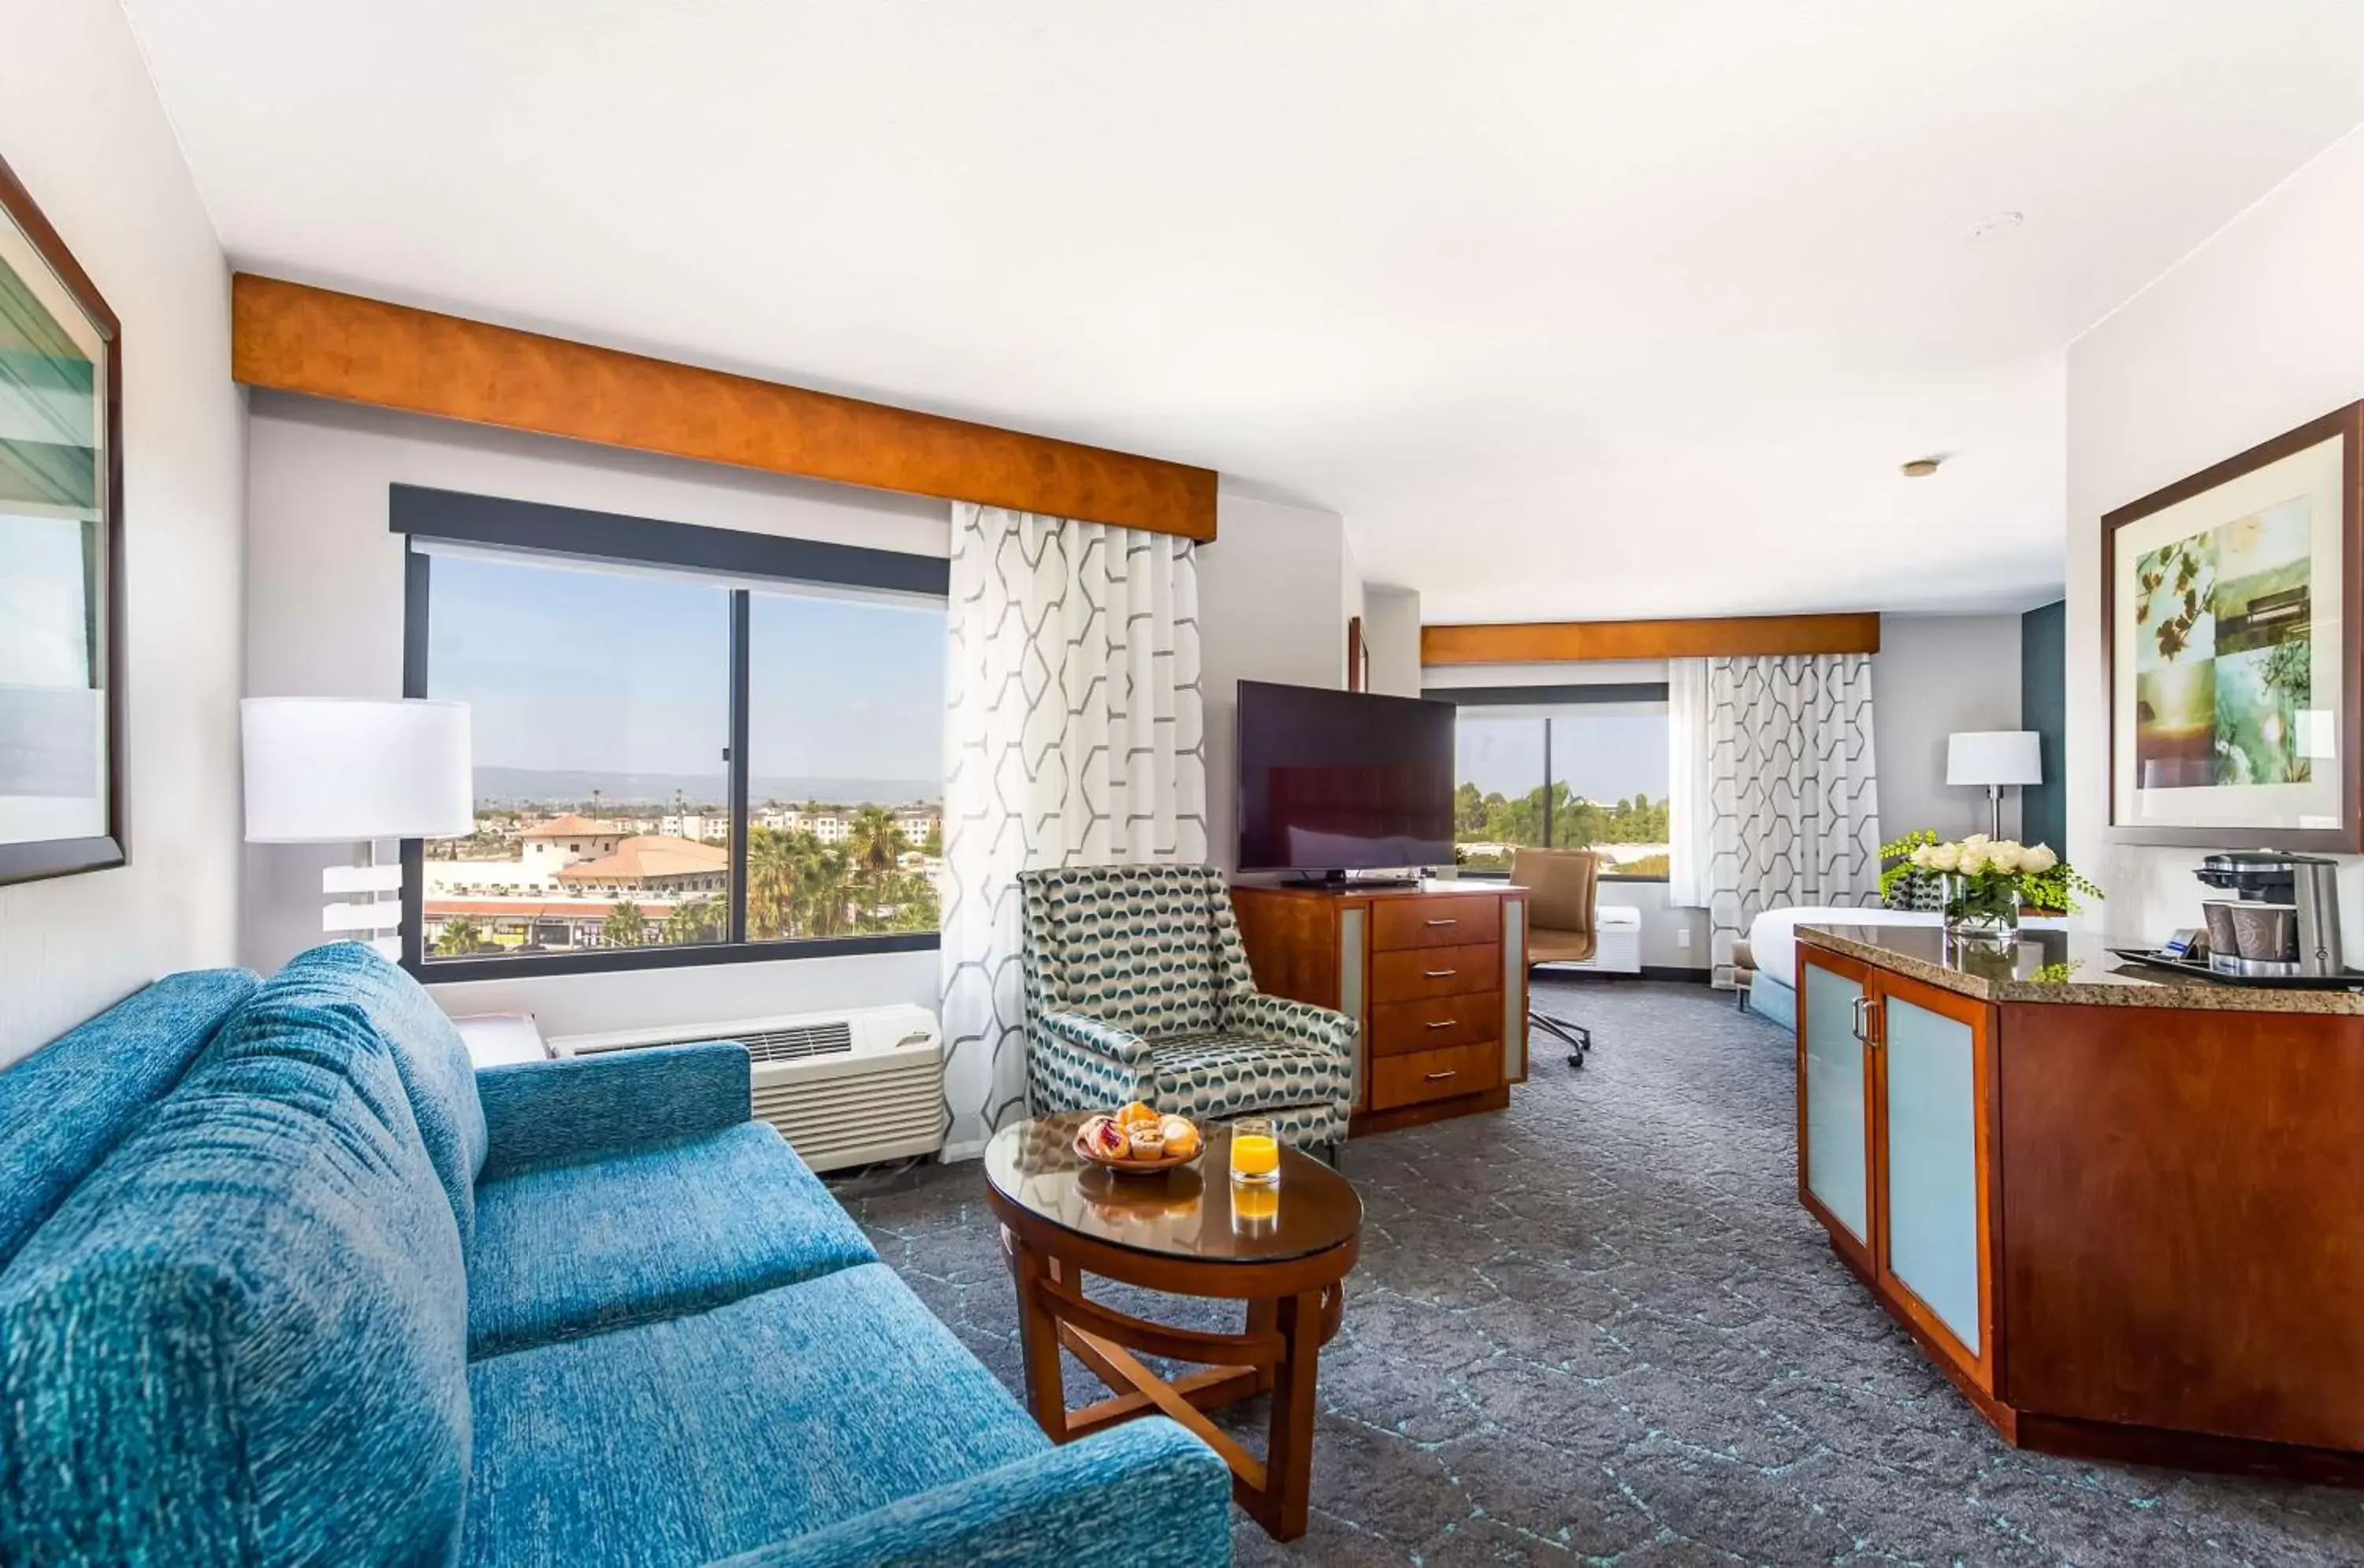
left=1424, top=1069, right=1458, bottom=1081
left=1425, top=1019, right=1459, bottom=1029
left=1424, top=918, right=1459, bottom=927
left=1422, top=968, right=1456, bottom=978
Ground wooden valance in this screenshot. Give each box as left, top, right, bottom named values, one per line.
left=231, top=274, right=1218, bottom=541
left=1421, top=612, right=1881, bottom=665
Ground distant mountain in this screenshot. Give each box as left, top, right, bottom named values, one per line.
left=471, top=767, right=938, bottom=808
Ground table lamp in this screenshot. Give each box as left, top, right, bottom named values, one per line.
left=242, top=697, right=473, bottom=960
left=1946, top=730, right=2041, bottom=841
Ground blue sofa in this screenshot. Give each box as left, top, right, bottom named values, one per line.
left=0, top=944, right=1232, bottom=1566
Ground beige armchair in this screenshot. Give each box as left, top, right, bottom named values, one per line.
left=1509, top=848, right=1603, bottom=1068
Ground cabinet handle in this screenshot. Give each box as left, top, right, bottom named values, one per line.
left=1425, top=1019, right=1458, bottom=1029
left=1424, top=917, right=1459, bottom=927
left=1424, top=1069, right=1458, bottom=1081
left=1849, top=994, right=1870, bottom=1042
left=1423, top=968, right=1456, bottom=978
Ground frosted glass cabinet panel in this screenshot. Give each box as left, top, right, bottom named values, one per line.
left=1801, top=961, right=1869, bottom=1244
left=1883, top=994, right=1983, bottom=1354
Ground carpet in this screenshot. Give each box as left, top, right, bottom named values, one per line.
left=833, top=978, right=2364, bottom=1566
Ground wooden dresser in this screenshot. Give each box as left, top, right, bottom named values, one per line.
left=1230, top=879, right=1530, bottom=1136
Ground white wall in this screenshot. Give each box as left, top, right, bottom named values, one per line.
left=2067, top=124, right=2364, bottom=944
left=1362, top=585, right=1422, bottom=698
left=1872, top=613, right=2028, bottom=842
left=1199, top=492, right=1356, bottom=873
left=0, top=2, right=245, bottom=1067
left=241, top=393, right=950, bottom=1024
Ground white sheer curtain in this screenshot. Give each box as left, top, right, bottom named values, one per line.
left=1667, top=657, right=1712, bottom=908
left=938, top=504, right=1208, bottom=1154
left=1703, top=653, right=1881, bottom=986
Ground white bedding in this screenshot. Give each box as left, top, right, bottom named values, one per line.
left=1746, top=905, right=2067, bottom=990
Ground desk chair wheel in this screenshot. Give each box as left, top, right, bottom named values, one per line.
left=1533, top=1010, right=1593, bottom=1068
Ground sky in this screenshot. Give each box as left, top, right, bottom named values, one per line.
left=428, top=552, right=945, bottom=786
left=1456, top=711, right=1669, bottom=804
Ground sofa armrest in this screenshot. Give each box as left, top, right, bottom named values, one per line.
left=476, top=1041, right=750, bottom=1179
left=716, top=1419, right=1230, bottom=1568
left=1221, top=990, right=1357, bottom=1061
left=1037, top=1009, right=1154, bottom=1065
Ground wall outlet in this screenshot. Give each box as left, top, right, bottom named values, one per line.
left=1677, top=928, right=1692, bottom=949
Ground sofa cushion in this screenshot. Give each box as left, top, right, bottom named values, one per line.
left=466, top=1120, right=879, bottom=1359
left=463, top=1262, right=1047, bottom=1568
left=0, top=998, right=470, bottom=1566
left=0, top=968, right=258, bottom=1268
left=265, top=942, right=489, bottom=1246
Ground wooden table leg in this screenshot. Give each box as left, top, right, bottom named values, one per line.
left=1245, top=1299, right=1279, bottom=1393
left=1008, top=1232, right=1068, bottom=1440
left=1259, top=1289, right=1324, bottom=1540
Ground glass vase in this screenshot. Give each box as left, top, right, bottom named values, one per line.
left=1944, top=873, right=2020, bottom=946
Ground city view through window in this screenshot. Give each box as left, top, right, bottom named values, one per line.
left=418, top=552, right=946, bottom=962
left=1454, top=707, right=1672, bottom=877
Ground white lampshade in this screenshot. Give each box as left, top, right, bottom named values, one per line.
left=242, top=698, right=474, bottom=843
left=1946, top=730, right=2042, bottom=789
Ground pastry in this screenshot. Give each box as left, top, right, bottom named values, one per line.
left=1117, top=1100, right=1161, bottom=1129
left=1158, top=1113, right=1199, bottom=1157
left=1079, top=1115, right=1129, bottom=1160
left=1126, top=1124, right=1169, bottom=1160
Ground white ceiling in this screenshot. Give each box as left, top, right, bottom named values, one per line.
left=124, top=2, right=2364, bottom=622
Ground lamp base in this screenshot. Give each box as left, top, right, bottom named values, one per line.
left=323, top=841, right=405, bottom=960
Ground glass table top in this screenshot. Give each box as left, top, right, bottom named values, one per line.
left=981, top=1111, right=1363, bottom=1265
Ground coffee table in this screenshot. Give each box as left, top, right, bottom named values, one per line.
left=981, top=1112, right=1363, bottom=1541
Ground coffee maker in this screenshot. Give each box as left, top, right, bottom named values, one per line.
left=2193, top=850, right=2346, bottom=979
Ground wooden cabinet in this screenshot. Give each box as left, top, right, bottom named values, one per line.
left=1232, top=879, right=1530, bottom=1136
left=1797, top=948, right=1998, bottom=1397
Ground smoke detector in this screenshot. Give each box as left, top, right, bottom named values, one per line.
left=1901, top=457, right=1942, bottom=478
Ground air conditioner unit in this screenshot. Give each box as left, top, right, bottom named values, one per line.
left=548, top=1004, right=945, bottom=1173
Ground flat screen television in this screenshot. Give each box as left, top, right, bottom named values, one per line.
left=1236, top=681, right=1456, bottom=875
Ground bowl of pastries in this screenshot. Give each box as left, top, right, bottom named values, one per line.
left=1074, top=1102, right=1202, bottom=1173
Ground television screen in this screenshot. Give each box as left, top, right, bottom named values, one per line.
left=1236, top=682, right=1455, bottom=872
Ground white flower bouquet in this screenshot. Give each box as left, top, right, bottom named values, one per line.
left=1879, top=830, right=2101, bottom=941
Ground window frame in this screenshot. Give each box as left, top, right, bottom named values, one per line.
left=395, top=484, right=949, bottom=981
left=1423, top=682, right=1673, bottom=884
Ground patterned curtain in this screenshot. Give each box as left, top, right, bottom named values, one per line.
left=1704, top=654, right=1880, bottom=986
left=939, top=504, right=1208, bottom=1154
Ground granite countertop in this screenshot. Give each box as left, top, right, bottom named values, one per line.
left=1795, top=923, right=2364, bottom=1015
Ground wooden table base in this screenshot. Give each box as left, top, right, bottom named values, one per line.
left=1003, top=1229, right=1345, bottom=1540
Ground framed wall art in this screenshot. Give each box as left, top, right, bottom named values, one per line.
left=0, top=151, right=124, bottom=885
left=2103, top=402, right=2363, bottom=850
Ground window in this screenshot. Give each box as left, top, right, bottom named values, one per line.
left=1436, top=685, right=1671, bottom=880
left=398, top=485, right=950, bottom=977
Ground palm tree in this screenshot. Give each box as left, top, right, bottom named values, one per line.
left=847, top=807, right=905, bottom=928
left=794, top=840, right=856, bottom=936
left=747, top=827, right=797, bottom=940
left=602, top=899, right=646, bottom=949
left=662, top=895, right=723, bottom=945
left=434, top=916, right=483, bottom=957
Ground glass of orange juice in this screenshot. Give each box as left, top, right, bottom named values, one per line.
left=1229, top=1117, right=1281, bottom=1187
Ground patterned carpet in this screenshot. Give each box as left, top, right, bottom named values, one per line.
left=832, top=978, right=2364, bottom=1566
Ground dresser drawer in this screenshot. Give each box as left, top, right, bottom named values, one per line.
left=1370, top=1039, right=1504, bottom=1111
left=1370, top=992, right=1503, bottom=1057
left=1371, top=942, right=1500, bottom=1004
left=1370, top=895, right=1501, bottom=952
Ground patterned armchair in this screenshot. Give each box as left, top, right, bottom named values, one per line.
left=1020, top=865, right=1359, bottom=1157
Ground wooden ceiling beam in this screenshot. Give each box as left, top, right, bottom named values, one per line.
left=231, top=273, right=1219, bottom=541
left=1421, top=612, right=1882, bottom=665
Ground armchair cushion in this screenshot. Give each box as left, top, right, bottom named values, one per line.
left=1020, top=867, right=1226, bottom=1036
left=1149, top=1033, right=1353, bottom=1120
